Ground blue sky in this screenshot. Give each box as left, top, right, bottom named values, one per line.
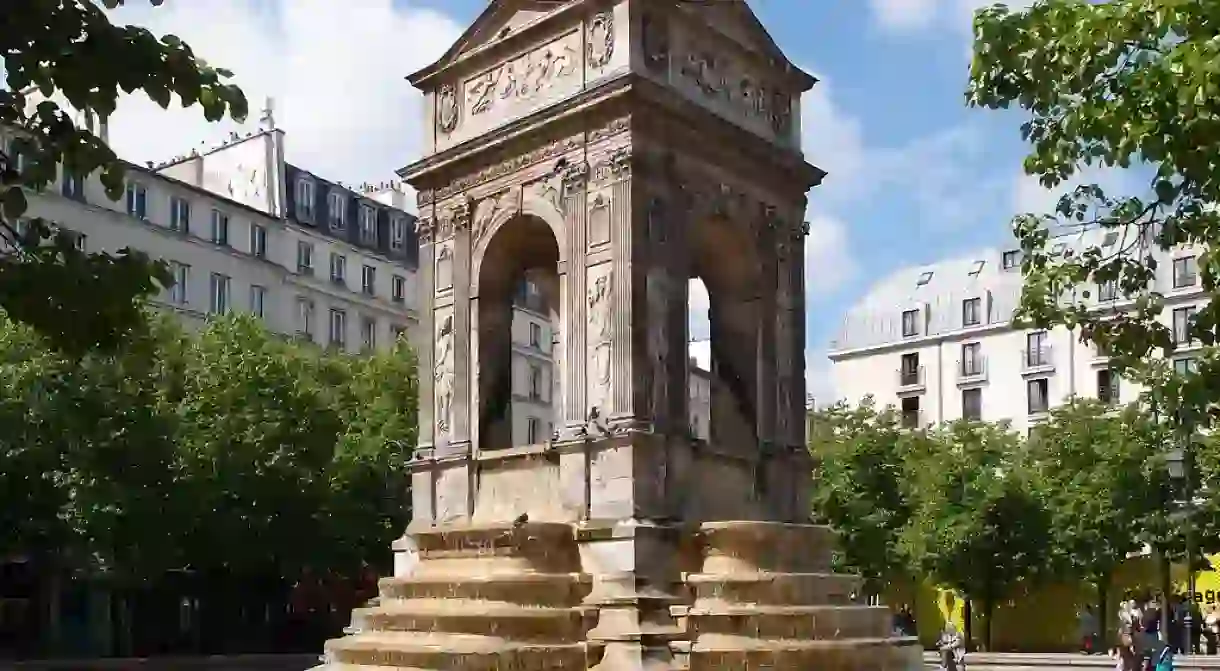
left=105, top=0, right=1062, bottom=400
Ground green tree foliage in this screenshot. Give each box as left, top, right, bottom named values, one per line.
left=808, top=398, right=922, bottom=593
left=1, top=0, right=248, bottom=357
left=0, top=311, right=416, bottom=584
left=966, top=0, right=1220, bottom=420
left=1025, top=400, right=1168, bottom=634
left=900, top=421, right=1050, bottom=651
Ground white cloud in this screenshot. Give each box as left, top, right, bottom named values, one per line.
left=104, top=0, right=463, bottom=186
left=1011, top=167, right=1142, bottom=217
left=869, top=0, right=1034, bottom=36
left=869, top=0, right=939, bottom=33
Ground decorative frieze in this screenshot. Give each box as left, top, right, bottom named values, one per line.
left=466, top=31, right=580, bottom=118
left=676, top=32, right=793, bottom=135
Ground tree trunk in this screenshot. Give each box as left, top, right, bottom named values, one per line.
left=964, top=597, right=974, bottom=651
left=1096, top=571, right=1111, bottom=648
left=981, top=593, right=995, bottom=652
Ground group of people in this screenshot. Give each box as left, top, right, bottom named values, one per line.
left=1109, top=594, right=1220, bottom=671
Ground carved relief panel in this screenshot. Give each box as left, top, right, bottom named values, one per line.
left=587, top=191, right=611, bottom=249
left=435, top=242, right=454, bottom=293
left=586, top=265, right=614, bottom=422
left=663, top=21, right=795, bottom=145
left=434, top=309, right=456, bottom=441
left=434, top=30, right=583, bottom=152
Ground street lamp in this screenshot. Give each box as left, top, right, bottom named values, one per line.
left=1165, top=441, right=1195, bottom=654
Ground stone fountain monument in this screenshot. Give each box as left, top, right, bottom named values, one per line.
left=318, top=0, right=921, bottom=668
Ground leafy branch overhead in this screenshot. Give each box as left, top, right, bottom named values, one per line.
left=0, top=0, right=247, bottom=357
left=967, top=0, right=1220, bottom=426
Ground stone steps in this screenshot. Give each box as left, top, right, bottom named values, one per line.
left=686, top=570, right=861, bottom=605
left=686, top=603, right=893, bottom=639
left=354, top=602, right=596, bottom=641
left=691, top=634, right=924, bottom=670
left=377, top=571, right=590, bottom=606
left=324, top=632, right=589, bottom=670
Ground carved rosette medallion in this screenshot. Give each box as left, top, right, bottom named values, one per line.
left=586, top=11, right=614, bottom=69
left=437, top=84, right=459, bottom=134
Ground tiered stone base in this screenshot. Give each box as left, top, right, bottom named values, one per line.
left=318, top=520, right=918, bottom=670
left=321, top=522, right=594, bottom=670
left=685, top=521, right=922, bottom=671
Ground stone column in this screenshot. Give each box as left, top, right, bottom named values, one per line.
left=562, top=162, right=590, bottom=434
left=579, top=145, right=683, bottom=671
left=449, top=198, right=474, bottom=453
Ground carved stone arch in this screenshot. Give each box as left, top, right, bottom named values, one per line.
left=469, top=192, right=568, bottom=298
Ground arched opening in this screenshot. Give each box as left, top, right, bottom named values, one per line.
left=686, top=215, right=762, bottom=450
left=474, top=214, right=562, bottom=451
left=687, top=278, right=712, bottom=441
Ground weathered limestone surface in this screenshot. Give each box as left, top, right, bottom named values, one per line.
left=318, top=1, right=920, bottom=669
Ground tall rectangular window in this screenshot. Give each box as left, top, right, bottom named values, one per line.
left=527, top=417, right=541, bottom=445
left=208, top=273, right=230, bottom=314
left=1099, top=279, right=1118, bottom=302
left=359, top=205, right=377, bottom=244
left=1174, top=256, right=1198, bottom=289
left=962, top=388, right=982, bottom=421
left=529, top=365, right=543, bottom=400
left=390, top=215, right=407, bottom=251
left=901, top=309, right=918, bottom=337
left=329, top=308, right=347, bottom=348
left=210, top=209, right=230, bottom=246
left=60, top=172, right=84, bottom=200
left=125, top=182, right=147, bottom=219
left=961, top=342, right=982, bottom=376
left=296, top=178, right=314, bottom=221
left=392, top=274, right=406, bottom=303
left=361, top=265, right=376, bottom=296
left=361, top=316, right=376, bottom=351
left=328, top=190, right=345, bottom=230
left=1025, top=331, right=1048, bottom=367
left=1027, top=378, right=1049, bottom=415
left=899, top=352, right=920, bottom=386
left=530, top=322, right=542, bottom=348
left=249, top=224, right=267, bottom=258
left=297, top=241, right=314, bottom=274
left=169, top=263, right=190, bottom=305
left=297, top=297, right=315, bottom=339
left=249, top=285, right=266, bottom=318
left=1173, top=306, right=1197, bottom=345
left=1097, top=369, right=1119, bottom=405
left=330, top=253, right=346, bottom=285
left=962, top=297, right=981, bottom=327
left=170, top=197, right=191, bottom=234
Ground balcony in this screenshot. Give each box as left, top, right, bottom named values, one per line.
left=957, top=356, right=988, bottom=385
left=1021, top=346, right=1055, bottom=375
left=897, top=365, right=925, bottom=393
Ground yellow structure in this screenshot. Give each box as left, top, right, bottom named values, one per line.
left=889, top=554, right=1220, bottom=651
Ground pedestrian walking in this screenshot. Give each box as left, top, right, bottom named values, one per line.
left=938, top=622, right=965, bottom=671
left=1080, top=606, right=1101, bottom=654
left=1204, top=606, right=1219, bottom=655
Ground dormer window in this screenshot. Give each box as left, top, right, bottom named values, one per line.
left=968, top=260, right=985, bottom=276
left=359, top=204, right=377, bottom=244
left=916, top=271, right=933, bottom=286
left=295, top=177, right=315, bottom=222
left=328, top=190, right=346, bottom=230
left=390, top=215, right=407, bottom=251
left=1002, top=250, right=1021, bottom=270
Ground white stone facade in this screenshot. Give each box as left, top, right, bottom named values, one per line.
left=3, top=107, right=422, bottom=353
left=828, top=224, right=1206, bottom=433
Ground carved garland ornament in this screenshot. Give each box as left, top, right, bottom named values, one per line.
left=437, top=83, right=459, bottom=134
left=587, top=12, right=615, bottom=69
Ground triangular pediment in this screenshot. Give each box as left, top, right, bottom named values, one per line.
left=409, top=0, right=572, bottom=85
left=678, top=0, right=798, bottom=76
